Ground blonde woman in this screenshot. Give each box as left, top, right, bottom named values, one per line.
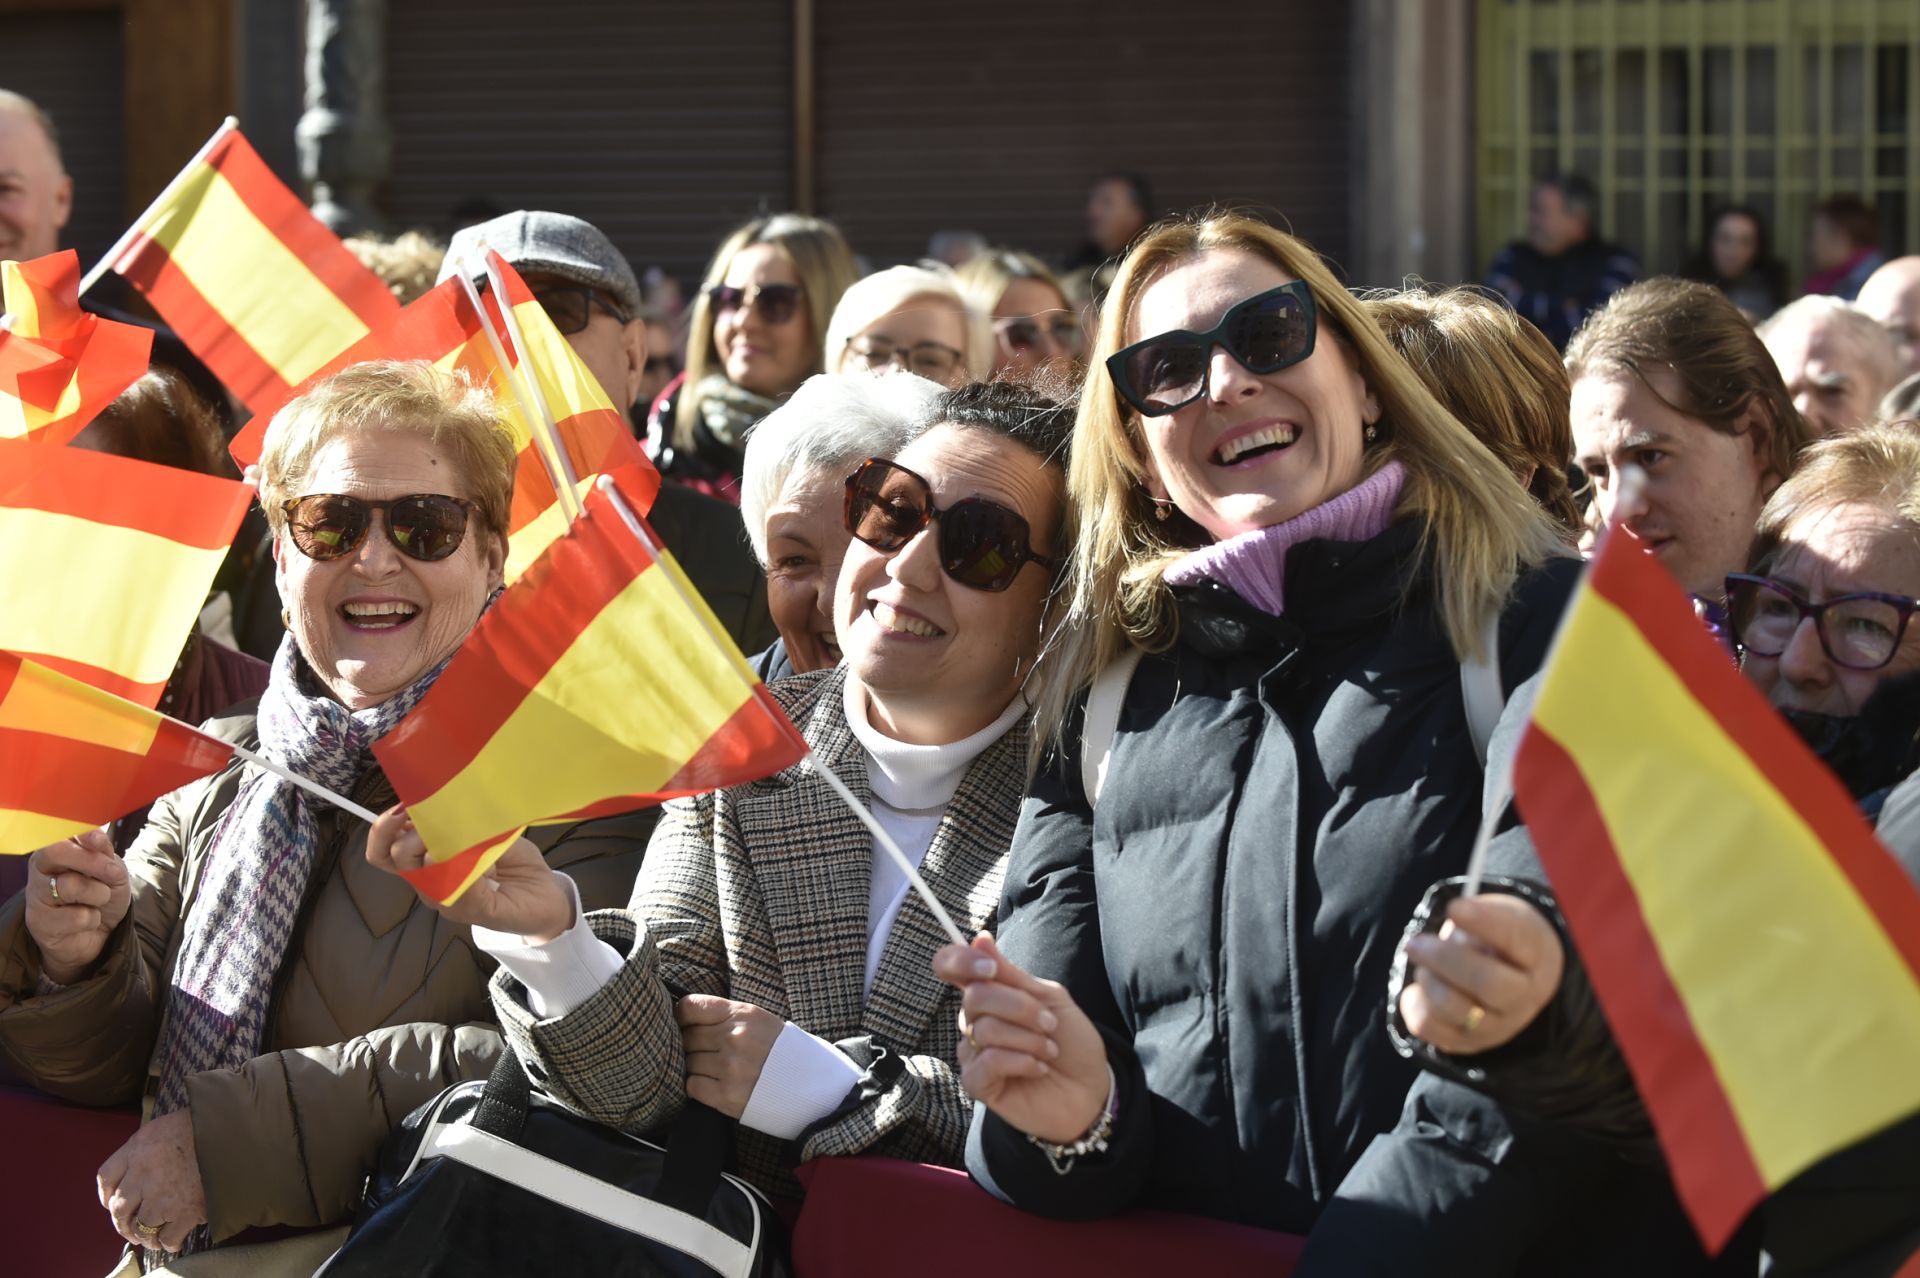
left=932, top=213, right=1575, bottom=1240
left=825, top=263, right=988, bottom=389
left=648, top=214, right=860, bottom=503
left=956, top=249, right=1084, bottom=381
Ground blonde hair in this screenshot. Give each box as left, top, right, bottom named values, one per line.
left=1750, top=421, right=1920, bottom=570
left=259, top=360, right=518, bottom=541
left=825, top=263, right=990, bottom=382
left=343, top=230, right=447, bottom=305
left=1365, top=285, right=1583, bottom=540
left=955, top=249, right=1072, bottom=318
left=1034, top=212, right=1564, bottom=754
left=675, top=214, right=860, bottom=449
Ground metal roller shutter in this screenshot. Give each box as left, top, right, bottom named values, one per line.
left=0, top=12, right=127, bottom=274
left=382, top=0, right=793, bottom=286
left=813, top=0, right=1354, bottom=275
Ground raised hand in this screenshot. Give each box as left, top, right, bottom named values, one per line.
left=933, top=933, right=1110, bottom=1145
left=1400, top=892, right=1566, bottom=1055
left=26, top=831, right=132, bottom=985
left=363, top=804, right=574, bottom=942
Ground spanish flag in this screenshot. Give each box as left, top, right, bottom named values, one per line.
left=0, top=652, right=234, bottom=856
left=101, top=122, right=398, bottom=410
left=1, top=251, right=153, bottom=444
left=228, top=257, right=657, bottom=580
left=373, top=468, right=805, bottom=904
left=1511, top=528, right=1920, bottom=1251
left=0, top=437, right=253, bottom=705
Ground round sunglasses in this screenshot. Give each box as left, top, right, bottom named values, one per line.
left=282, top=493, right=474, bottom=563
left=843, top=458, right=1054, bottom=593
left=1725, top=572, right=1920, bottom=671
left=1105, top=281, right=1317, bottom=417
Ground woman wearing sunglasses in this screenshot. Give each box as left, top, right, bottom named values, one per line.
left=956, top=249, right=1085, bottom=382
left=930, top=212, right=1577, bottom=1244
left=1362, top=423, right=1920, bottom=1277
left=0, top=361, right=644, bottom=1274
left=367, top=381, right=1069, bottom=1206
left=648, top=214, right=860, bottom=504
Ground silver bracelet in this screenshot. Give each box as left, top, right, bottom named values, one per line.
left=1025, top=1064, right=1117, bottom=1175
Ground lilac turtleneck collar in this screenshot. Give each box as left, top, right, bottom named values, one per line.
left=1163, top=461, right=1407, bottom=616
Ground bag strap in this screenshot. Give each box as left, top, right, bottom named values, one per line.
left=472, top=1046, right=533, bottom=1141
left=1460, top=605, right=1505, bottom=768
left=1080, top=646, right=1145, bottom=808
left=653, top=1101, right=735, bottom=1217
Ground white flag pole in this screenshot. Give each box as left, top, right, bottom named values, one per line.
left=1459, top=465, right=1646, bottom=898
left=78, top=117, right=239, bottom=299
left=595, top=472, right=969, bottom=949
left=478, top=250, right=585, bottom=517
left=230, top=743, right=382, bottom=824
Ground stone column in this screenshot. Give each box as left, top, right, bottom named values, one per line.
left=296, top=0, right=390, bottom=235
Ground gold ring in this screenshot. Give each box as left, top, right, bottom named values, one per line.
left=1462, top=1004, right=1486, bottom=1035
left=134, top=1220, right=163, bottom=1240
left=48, top=875, right=60, bottom=904
left=963, top=1019, right=980, bottom=1052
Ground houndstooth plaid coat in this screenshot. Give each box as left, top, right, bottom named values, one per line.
left=489, top=664, right=1029, bottom=1199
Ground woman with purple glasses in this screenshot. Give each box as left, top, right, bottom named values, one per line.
left=0, top=361, right=643, bottom=1274
left=647, top=214, right=860, bottom=505
left=372, top=381, right=1072, bottom=1208
left=929, top=213, right=1585, bottom=1252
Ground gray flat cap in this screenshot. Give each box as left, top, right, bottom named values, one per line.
left=439, top=210, right=643, bottom=318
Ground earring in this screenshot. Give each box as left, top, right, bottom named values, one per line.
left=280, top=608, right=291, bottom=629
left=1364, top=423, right=1378, bottom=444
left=1152, top=499, right=1173, bottom=522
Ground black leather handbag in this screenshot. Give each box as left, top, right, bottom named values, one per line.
left=315, top=1048, right=790, bottom=1278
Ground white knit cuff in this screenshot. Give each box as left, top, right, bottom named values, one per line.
left=472, top=875, right=625, bottom=1019
left=739, top=1021, right=864, bottom=1140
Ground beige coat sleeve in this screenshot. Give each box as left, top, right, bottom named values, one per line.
left=0, top=768, right=211, bottom=1103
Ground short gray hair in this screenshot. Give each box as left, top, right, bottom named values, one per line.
left=1760, top=294, right=1905, bottom=390
left=739, top=371, right=945, bottom=565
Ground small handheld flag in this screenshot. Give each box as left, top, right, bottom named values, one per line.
left=0, top=251, right=152, bottom=445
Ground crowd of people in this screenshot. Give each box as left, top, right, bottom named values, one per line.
left=5, top=82, right=1920, bottom=1275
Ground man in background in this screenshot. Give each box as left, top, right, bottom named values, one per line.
left=1760, top=295, right=1905, bottom=437
left=1485, top=173, right=1639, bottom=350
left=1856, top=256, right=1920, bottom=378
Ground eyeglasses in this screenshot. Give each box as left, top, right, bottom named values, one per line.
left=533, top=287, right=631, bottom=336
left=846, top=337, right=965, bottom=381
left=1725, top=573, right=1920, bottom=671
left=282, top=493, right=475, bottom=563
left=993, top=314, right=1083, bottom=357
left=707, top=282, right=805, bottom=326
left=844, top=457, right=1055, bottom=592
left=1105, top=282, right=1317, bottom=417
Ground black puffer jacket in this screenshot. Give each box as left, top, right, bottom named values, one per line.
left=966, top=519, right=1580, bottom=1233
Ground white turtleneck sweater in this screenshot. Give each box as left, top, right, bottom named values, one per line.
left=475, top=679, right=1028, bottom=1141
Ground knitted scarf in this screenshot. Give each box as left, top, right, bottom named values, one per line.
left=147, top=635, right=448, bottom=1261
left=1163, top=461, right=1406, bottom=616
left=693, top=372, right=781, bottom=454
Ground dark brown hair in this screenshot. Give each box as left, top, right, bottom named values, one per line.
left=1564, top=277, right=1816, bottom=484
left=1813, top=194, right=1880, bottom=251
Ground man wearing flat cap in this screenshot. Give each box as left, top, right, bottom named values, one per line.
left=441, top=211, right=774, bottom=653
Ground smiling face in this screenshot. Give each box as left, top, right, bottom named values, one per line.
left=991, top=277, right=1079, bottom=380
left=764, top=465, right=851, bottom=674
left=1572, top=366, right=1773, bottom=598
left=274, top=429, right=505, bottom=709
left=837, top=295, right=970, bottom=388
left=836, top=423, right=1061, bottom=745
left=1741, top=500, right=1920, bottom=716
left=1127, top=248, right=1376, bottom=541
left=713, top=243, right=814, bottom=398
left=0, top=104, right=71, bottom=262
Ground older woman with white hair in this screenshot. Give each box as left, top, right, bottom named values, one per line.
left=826, top=263, right=989, bottom=389
left=739, top=371, right=946, bottom=679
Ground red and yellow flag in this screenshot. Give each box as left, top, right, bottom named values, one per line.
left=1, top=250, right=153, bottom=444
left=1511, top=528, right=1920, bottom=1252
left=229, top=255, right=657, bottom=580
left=0, top=437, right=253, bottom=705
left=373, top=468, right=805, bottom=904
left=103, top=123, right=398, bottom=409
left=0, top=652, right=234, bottom=855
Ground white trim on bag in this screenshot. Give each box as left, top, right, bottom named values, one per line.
left=423, top=1122, right=757, bottom=1278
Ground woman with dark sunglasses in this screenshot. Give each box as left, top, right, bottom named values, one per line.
left=956, top=249, right=1085, bottom=382
left=1374, top=422, right=1920, bottom=1277
left=646, top=214, right=860, bottom=505
left=929, top=213, right=1583, bottom=1254
left=376, top=381, right=1072, bottom=1208
left=0, top=361, right=645, bottom=1274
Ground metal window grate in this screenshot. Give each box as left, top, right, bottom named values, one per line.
left=1477, top=0, right=1920, bottom=284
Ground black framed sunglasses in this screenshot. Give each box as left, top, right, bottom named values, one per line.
left=707, top=282, right=805, bottom=326
left=844, top=457, right=1055, bottom=593
left=282, top=493, right=475, bottom=563
left=1105, top=281, right=1317, bottom=417
left=533, top=286, right=631, bottom=336
left=1725, top=572, right=1920, bottom=671
left=994, top=314, right=1083, bottom=356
